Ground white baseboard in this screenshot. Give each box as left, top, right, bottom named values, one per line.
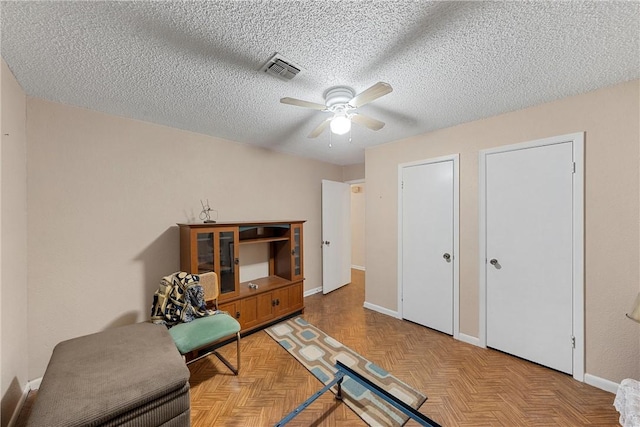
left=28, top=377, right=42, bottom=390
left=351, top=265, right=365, bottom=271
left=457, top=333, right=482, bottom=348
left=584, top=373, right=619, bottom=394
left=304, top=287, right=322, bottom=297
left=363, top=301, right=400, bottom=319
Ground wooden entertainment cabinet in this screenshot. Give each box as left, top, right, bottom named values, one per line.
left=178, top=221, right=305, bottom=333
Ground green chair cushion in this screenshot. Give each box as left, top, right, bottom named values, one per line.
left=169, top=313, right=240, bottom=354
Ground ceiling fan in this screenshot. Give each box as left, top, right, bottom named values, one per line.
left=280, top=82, right=393, bottom=138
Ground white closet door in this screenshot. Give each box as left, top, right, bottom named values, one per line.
left=486, top=142, right=574, bottom=374
left=402, top=160, right=454, bottom=335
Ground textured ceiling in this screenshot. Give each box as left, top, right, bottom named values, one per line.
left=1, top=1, right=638, bottom=166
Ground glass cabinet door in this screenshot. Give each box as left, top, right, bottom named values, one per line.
left=218, top=229, right=238, bottom=296
left=291, top=224, right=303, bottom=280
left=196, top=232, right=215, bottom=273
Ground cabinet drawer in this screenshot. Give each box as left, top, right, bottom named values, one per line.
left=274, top=282, right=304, bottom=316
left=218, top=301, right=240, bottom=321
left=240, top=293, right=273, bottom=330
left=288, top=282, right=304, bottom=312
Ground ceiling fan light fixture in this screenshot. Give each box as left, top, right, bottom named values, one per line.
left=330, top=115, right=351, bottom=135
left=281, top=82, right=392, bottom=138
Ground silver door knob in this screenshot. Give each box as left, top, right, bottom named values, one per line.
left=323, top=241, right=330, bottom=246
left=443, top=253, right=451, bottom=261
left=490, top=259, right=498, bottom=265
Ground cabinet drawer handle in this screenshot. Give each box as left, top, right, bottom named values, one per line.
left=235, top=311, right=240, bottom=319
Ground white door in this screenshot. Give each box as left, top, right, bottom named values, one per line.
left=401, top=160, right=454, bottom=335
left=485, top=142, right=574, bottom=374
left=322, top=179, right=351, bottom=294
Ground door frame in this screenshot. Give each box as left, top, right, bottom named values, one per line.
left=397, top=154, right=460, bottom=339
left=478, top=132, right=584, bottom=381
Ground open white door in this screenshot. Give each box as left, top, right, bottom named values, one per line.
left=322, top=179, right=351, bottom=294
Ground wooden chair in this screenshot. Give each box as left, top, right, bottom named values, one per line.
left=168, top=272, right=241, bottom=374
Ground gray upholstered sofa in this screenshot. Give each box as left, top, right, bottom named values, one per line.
left=26, top=322, right=190, bottom=426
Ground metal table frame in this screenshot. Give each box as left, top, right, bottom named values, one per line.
left=275, top=360, right=441, bottom=427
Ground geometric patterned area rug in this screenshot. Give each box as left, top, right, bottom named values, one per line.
left=265, top=317, right=427, bottom=426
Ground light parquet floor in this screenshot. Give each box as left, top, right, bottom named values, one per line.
left=189, top=269, right=619, bottom=426
left=17, top=269, right=620, bottom=426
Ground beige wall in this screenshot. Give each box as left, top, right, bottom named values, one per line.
left=345, top=163, right=366, bottom=270
left=26, top=98, right=342, bottom=378
left=365, top=79, right=640, bottom=384
left=1, top=60, right=28, bottom=426
left=342, top=163, right=365, bottom=182
left=350, top=183, right=365, bottom=269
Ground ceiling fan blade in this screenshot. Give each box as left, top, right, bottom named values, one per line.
left=280, top=97, right=327, bottom=111
left=351, top=113, right=385, bottom=131
left=349, top=82, right=393, bottom=108
left=308, top=118, right=331, bottom=138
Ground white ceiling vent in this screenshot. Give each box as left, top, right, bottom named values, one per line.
left=261, top=53, right=302, bottom=81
